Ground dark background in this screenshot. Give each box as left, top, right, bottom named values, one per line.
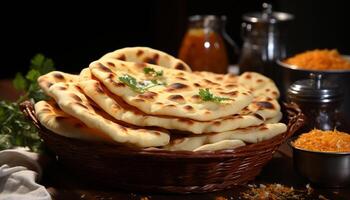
left=1, top=0, right=350, bottom=78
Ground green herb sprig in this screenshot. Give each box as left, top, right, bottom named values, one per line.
left=143, top=67, right=163, bottom=77
left=119, top=74, right=165, bottom=93
left=198, top=88, right=232, bottom=103
left=0, top=54, right=55, bottom=152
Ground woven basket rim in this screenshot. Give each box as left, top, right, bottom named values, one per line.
left=21, top=101, right=304, bottom=158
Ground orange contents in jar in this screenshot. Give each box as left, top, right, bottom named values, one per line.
left=178, top=28, right=229, bottom=74
left=293, top=129, right=350, bottom=152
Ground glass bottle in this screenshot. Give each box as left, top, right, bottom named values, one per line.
left=178, top=15, right=239, bottom=74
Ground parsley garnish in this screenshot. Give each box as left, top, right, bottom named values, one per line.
left=143, top=67, right=163, bottom=77
left=1, top=54, right=56, bottom=152
left=198, top=88, right=232, bottom=103
left=119, top=74, right=165, bottom=93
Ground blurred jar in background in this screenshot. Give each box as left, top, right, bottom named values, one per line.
left=178, top=15, right=239, bottom=74
left=239, top=3, right=294, bottom=76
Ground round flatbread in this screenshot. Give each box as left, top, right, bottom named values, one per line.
left=35, top=100, right=110, bottom=141
left=89, top=58, right=254, bottom=121
left=100, top=47, right=192, bottom=72
left=164, top=123, right=287, bottom=151
left=38, top=71, right=79, bottom=96
left=48, top=82, right=170, bottom=147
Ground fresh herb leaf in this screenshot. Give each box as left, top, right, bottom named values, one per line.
left=30, top=53, right=55, bottom=74
left=1, top=54, right=56, bottom=152
left=143, top=67, right=163, bottom=77
left=26, top=69, right=41, bottom=81
left=199, top=88, right=232, bottom=103
left=13, top=73, right=27, bottom=91
left=118, top=74, right=143, bottom=93
left=119, top=74, right=164, bottom=93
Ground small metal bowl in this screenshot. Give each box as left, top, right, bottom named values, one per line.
left=289, top=138, right=350, bottom=188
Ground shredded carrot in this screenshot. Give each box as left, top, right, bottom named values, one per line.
left=284, top=49, right=350, bottom=70
left=293, top=129, right=350, bottom=152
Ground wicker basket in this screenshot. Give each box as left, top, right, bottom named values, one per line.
left=21, top=101, right=304, bottom=193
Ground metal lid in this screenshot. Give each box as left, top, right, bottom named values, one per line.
left=288, top=74, right=344, bottom=103
left=243, top=3, right=294, bottom=24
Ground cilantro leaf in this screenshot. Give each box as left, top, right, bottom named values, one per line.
left=26, top=69, right=41, bottom=81
left=1, top=54, right=56, bottom=152
left=30, top=53, right=55, bottom=74
left=199, top=88, right=232, bottom=103
left=119, top=74, right=164, bottom=93
left=143, top=67, right=163, bottom=77
left=118, top=74, right=145, bottom=93
left=13, top=73, right=27, bottom=91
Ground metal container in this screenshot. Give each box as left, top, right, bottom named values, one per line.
left=287, top=74, right=345, bottom=131
left=278, top=58, right=350, bottom=122
left=289, top=138, right=350, bottom=188
left=239, top=3, right=294, bottom=77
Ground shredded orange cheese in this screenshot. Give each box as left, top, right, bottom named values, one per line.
left=284, top=49, right=350, bottom=70
left=293, top=129, right=350, bottom=152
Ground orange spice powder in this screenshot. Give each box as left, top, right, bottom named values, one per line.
left=284, top=49, right=350, bottom=70
left=293, top=129, right=350, bottom=152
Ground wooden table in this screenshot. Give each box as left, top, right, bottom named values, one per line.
left=41, top=143, right=350, bottom=200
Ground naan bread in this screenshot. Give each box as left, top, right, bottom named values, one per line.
left=35, top=100, right=110, bottom=141
left=48, top=82, right=170, bottom=147
left=89, top=59, right=254, bottom=121
left=209, top=123, right=287, bottom=144
left=238, top=72, right=280, bottom=99
left=194, top=71, right=280, bottom=99
left=265, top=111, right=283, bottom=124
left=100, top=47, right=192, bottom=72
left=164, top=123, right=287, bottom=151
left=79, top=78, right=280, bottom=134
left=38, top=71, right=79, bottom=96
left=193, top=140, right=245, bottom=152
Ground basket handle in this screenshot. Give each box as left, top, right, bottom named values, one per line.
left=283, top=102, right=305, bottom=139
left=20, top=100, right=41, bottom=129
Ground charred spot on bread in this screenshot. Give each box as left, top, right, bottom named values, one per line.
left=107, top=62, right=115, bottom=68
left=97, top=63, right=113, bottom=73
left=183, top=105, right=194, bottom=111
left=165, top=83, right=189, bottom=92
left=54, top=73, right=65, bottom=80
left=203, top=79, right=220, bottom=86
left=219, top=91, right=238, bottom=97
left=193, top=83, right=201, bottom=87
left=136, top=50, right=144, bottom=57
left=253, top=113, right=264, bottom=121
left=143, top=54, right=159, bottom=65
left=175, top=62, right=186, bottom=70
left=133, top=98, right=146, bottom=103
left=176, top=118, right=194, bottom=125
left=74, top=102, right=89, bottom=110
left=70, top=94, right=82, bottom=102
left=168, top=94, right=185, bottom=102
left=256, top=101, right=274, bottom=109
left=117, top=54, right=126, bottom=61
left=138, top=92, right=158, bottom=100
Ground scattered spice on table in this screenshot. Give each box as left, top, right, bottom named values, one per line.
left=215, top=196, right=228, bottom=200
left=239, top=183, right=330, bottom=200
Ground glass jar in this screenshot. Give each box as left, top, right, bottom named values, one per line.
left=287, top=74, right=345, bottom=131
left=178, top=15, right=239, bottom=74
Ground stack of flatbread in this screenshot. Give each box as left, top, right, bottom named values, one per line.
left=35, top=47, right=287, bottom=151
